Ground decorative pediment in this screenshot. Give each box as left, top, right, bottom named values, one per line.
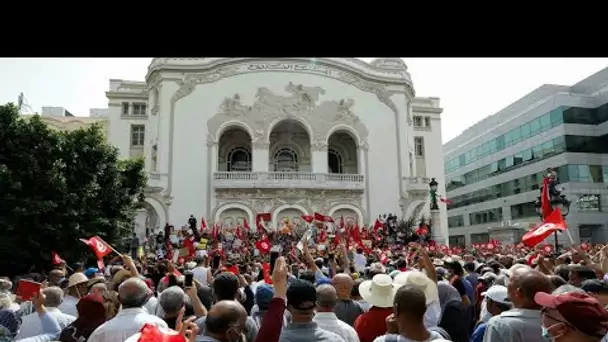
left=206, top=82, right=369, bottom=148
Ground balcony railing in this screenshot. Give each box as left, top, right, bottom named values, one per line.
left=213, top=172, right=364, bottom=190
left=404, top=176, right=431, bottom=191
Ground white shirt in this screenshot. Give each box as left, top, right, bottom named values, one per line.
left=424, top=301, right=441, bottom=328
left=16, top=307, right=76, bottom=340
left=87, top=307, right=168, bottom=342
left=192, top=266, right=210, bottom=286
left=314, top=312, right=360, bottom=342
left=143, top=296, right=158, bottom=315
left=57, top=295, right=79, bottom=317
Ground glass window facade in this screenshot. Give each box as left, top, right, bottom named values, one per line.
left=469, top=208, right=503, bottom=225
left=448, top=215, right=465, bottom=228
left=446, top=136, right=566, bottom=191
left=511, top=202, right=537, bottom=219
left=446, top=164, right=605, bottom=210
left=445, top=102, right=608, bottom=174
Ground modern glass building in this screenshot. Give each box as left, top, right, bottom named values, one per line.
left=444, top=67, right=608, bottom=246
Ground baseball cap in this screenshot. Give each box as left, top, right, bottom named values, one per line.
left=534, top=291, right=608, bottom=338
left=255, top=284, right=275, bottom=310
left=481, top=285, right=510, bottom=305
left=286, top=280, right=316, bottom=311
left=581, top=279, right=608, bottom=294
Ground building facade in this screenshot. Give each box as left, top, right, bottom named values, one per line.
left=444, top=67, right=608, bottom=246
left=105, top=58, right=448, bottom=241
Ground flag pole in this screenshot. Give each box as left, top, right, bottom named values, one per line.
left=97, top=236, right=123, bottom=256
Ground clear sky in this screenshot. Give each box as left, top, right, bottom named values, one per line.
left=1, top=58, right=607, bottom=143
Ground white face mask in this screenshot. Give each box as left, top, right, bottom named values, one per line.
left=480, top=299, right=491, bottom=323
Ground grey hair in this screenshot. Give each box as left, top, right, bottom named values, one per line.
left=43, top=286, right=64, bottom=308
left=159, top=286, right=186, bottom=314
left=316, top=284, right=337, bottom=309
left=552, top=284, right=586, bottom=295
left=118, top=278, right=150, bottom=308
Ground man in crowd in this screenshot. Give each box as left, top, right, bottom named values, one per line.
left=88, top=277, right=168, bottom=342
left=15, top=286, right=75, bottom=339
left=279, top=279, right=345, bottom=342
left=470, top=285, right=511, bottom=342
left=199, top=300, right=248, bottom=342
left=535, top=291, right=608, bottom=342
left=196, top=272, right=258, bottom=342
left=58, top=272, right=90, bottom=317
left=332, top=273, right=364, bottom=326
left=483, top=268, right=553, bottom=342
left=314, top=284, right=360, bottom=342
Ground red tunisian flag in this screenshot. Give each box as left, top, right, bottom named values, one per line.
left=51, top=251, right=65, bottom=265
left=243, top=218, right=250, bottom=231
left=256, top=236, right=271, bottom=254
left=314, top=212, right=335, bottom=223
left=256, top=213, right=272, bottom=232
left=301, top=215, right=315, bottom=224
left=138, top=323, right=187, bottom=342
left=541, top=177, right=553, bottom=219
left=79, top=236, right=113, bottom=259
left=521, top=208, right=567, bottom=247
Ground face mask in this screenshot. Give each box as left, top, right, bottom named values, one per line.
left=541, top=323, right=565, bottom=341
left=480, top=300, right=491, bottom=323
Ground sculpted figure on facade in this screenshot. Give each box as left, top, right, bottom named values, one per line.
left=207, top=82, right=369, bottom=148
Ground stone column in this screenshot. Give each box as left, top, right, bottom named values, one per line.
left=431, top=209, right=445, bottom=244
left=311, top=142, right=328, bottom=174
left=252, top=141, right=269, bottom=172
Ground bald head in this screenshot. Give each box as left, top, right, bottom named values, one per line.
left=332, top=273, right=354, bottom=299
left=316, top=284, right=337, bottom=309
left=118, top=278, right=149, bottom=308
left=509, top=268, right=552, bottom=308
left=205, top=300, right=247, bottom=336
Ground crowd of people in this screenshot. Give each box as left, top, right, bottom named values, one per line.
left=3, top=218, right=608, bottom=342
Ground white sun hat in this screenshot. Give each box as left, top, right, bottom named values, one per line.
left=393, top=270, right=439, bottom=304
left=358, top=274, right=402, bottom=308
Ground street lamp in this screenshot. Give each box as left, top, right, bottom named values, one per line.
left=534, top=169, right=571, bottom=251
left=429, top=178, right=439, bottom=211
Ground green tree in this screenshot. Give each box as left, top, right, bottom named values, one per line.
left=0, top=103, right=147, bottom=274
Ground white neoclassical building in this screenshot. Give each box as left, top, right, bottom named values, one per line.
left=104, top=58, right=449, bottom=242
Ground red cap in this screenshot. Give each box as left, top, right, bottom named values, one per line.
left=534, top=291, right=608, bottom=338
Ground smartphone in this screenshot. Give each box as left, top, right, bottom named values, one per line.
left=168, top=274, right=178, bottom=287
left=17, top=280, right=41, bottom=301
left=212, top=255, right=221, bottom=270
left=184, top=271, right=194, bottom=288
left=270, top=251, right=280, bottom=273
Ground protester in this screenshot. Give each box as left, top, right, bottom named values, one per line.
left=469, top=285, right=511, bottom=342
left=87, top=278, right=168, bottom=342
left=16, top=287, right=75, bottom=340
left=355, top=274, right=401, bottom=342
left=535, top=291, right=608, bottom=342
left=58, top=273, right=89, bottom=317
left=314, top=284, right=360, bottom=342
left=436, top=281, right=470, bottom=342
left=58, top=294, right=106, bottom=342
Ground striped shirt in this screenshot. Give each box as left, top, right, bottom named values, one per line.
left=314, top=312, right=360, bottom=342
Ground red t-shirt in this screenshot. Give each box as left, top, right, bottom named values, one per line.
left=354, top=306, right=393, bottom=342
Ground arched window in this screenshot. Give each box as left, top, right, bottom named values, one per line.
left=274, top=148, right=298, bottom=172
left=227, top=147, right=251, bottom=172
left=328, top=148, right=343, bottom=174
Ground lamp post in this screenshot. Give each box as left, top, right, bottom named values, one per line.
left=429, top=178, right=439, bottom=211
left=534, top=168, right=571, bottom=251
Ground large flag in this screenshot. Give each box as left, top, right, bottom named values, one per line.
left=541, top=177, right=553, bottom=219
left=79, top=236, right=113, bottom=259
left=521, top=208, right=567, bottom=247
left=256, top=213, right=272, bottom=233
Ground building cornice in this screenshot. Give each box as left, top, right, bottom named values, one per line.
left=106, top=91, right=148, bottom=100
left=146, top=57, right=415, bottom=96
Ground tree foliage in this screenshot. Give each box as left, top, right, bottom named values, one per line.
left=0, top=103, right=147, bottom=274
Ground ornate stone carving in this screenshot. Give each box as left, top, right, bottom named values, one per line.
left=359, top=139, right=369, bottom=151
left=213, top=188, right=364, bottom=222
left=206, top=82, right=369, bottom=146
left=206, top=133, right=217, bottom=147
left=311, top=140, right=328, bottom=152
